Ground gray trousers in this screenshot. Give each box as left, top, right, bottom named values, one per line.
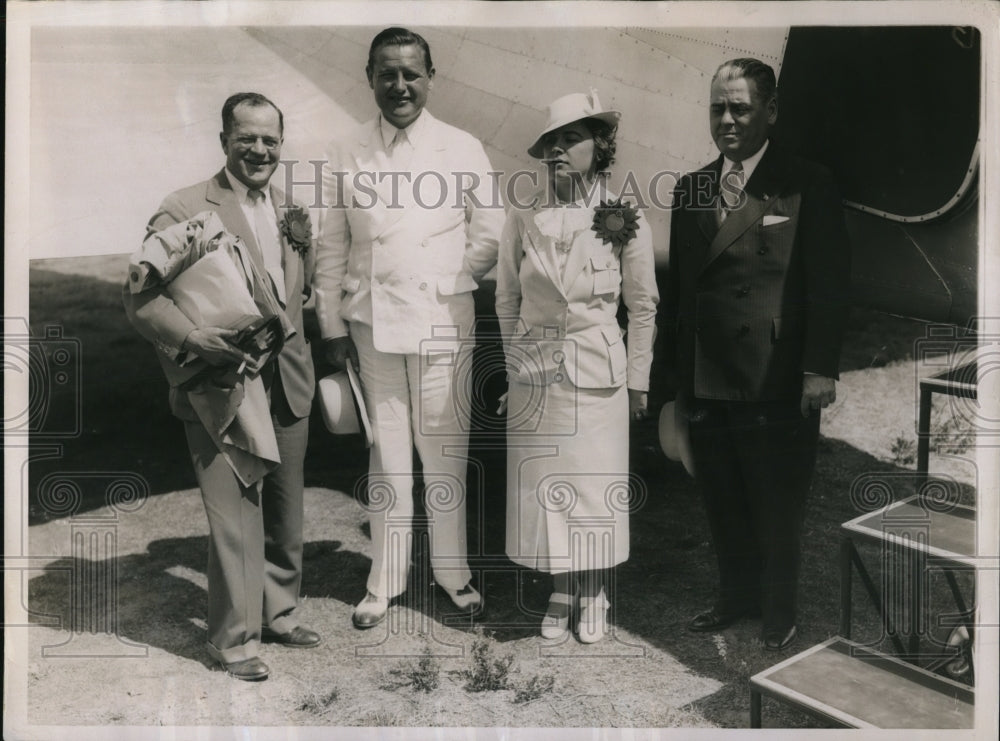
left=183, top=376, right=308, bottom=664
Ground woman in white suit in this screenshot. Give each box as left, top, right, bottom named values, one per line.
left=496, top=91, right=659, bottom=643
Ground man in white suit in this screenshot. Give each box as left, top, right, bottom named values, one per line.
left=315, top=27, right=504, bottom=628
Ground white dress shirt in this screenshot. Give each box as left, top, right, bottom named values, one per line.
left=225, top=168, right=285, bottom=304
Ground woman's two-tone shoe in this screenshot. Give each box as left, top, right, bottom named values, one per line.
left=540, top=591, right=577, bottom=639
left=577, top=591, right=610, bottom=644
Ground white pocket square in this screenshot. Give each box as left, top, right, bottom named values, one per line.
left=762, top=215, right=789, bottom=226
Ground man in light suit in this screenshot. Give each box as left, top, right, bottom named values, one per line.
left=124, top=93, right=319, bottom=680
left=315, top=27, right=504, bottom=628
left=659, top=59, right=851, bottom=650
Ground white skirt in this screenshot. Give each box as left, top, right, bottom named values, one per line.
left=504, top=377, right=630, bottom=573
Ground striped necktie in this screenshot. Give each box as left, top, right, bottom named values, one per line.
left=719, top=161, right=745, bottom=220
left=248, top=188, right=286, bottom=306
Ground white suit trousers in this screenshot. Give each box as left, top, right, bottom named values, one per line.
left=350, top=318, right=474, bottom=598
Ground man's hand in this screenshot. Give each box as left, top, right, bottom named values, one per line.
left=183, top=327, right=248, bottom=367
left=324, top=336, right=359, bottom=373
left=800, top=374, right=836, bottom=417
left=628, top=389, right=649, bottom=421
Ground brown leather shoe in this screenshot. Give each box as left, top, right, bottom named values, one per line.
left=221, top=656, right=270, bottom=681
left=688, top=606, right=760, bottom=633
left=261, top=625, right=322, bottom=648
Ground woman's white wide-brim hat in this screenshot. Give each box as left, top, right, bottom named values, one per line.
left=318, top=364, right=373, bottom=447
left=659, top=401, right=695, bottom=477
left=527, top=89, right=621, bottom=159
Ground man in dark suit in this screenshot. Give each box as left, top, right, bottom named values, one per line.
left=124, top=93, right=319, bottom=680
left=659, top=58, right=851, bottom=650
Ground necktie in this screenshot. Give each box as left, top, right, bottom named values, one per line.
left=248, top=189, right=286, bottom=306
left=388, top=127, right=412, bottom=167
left=719, top=161, right=745, bottom=220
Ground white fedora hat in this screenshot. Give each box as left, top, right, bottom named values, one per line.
left=527, top=89, right=621, bottom=159
left=659, top=400, right=695, bottom=477
left=318, top=365, right=373, bottom=447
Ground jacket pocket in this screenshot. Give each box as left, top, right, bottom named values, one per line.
left=591, top=256, right=621, bottom=298
left=771, top=314, right=804, bottom=342
left=343, top=275, right=362, bottom=293
left=602, top=325, right=627, bottom=383
left=436, top=273, right=478, bottom=296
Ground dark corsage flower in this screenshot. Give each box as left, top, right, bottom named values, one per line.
left=591, top=199, right=640, bottom=248
left=280, top=206, right=312, bottom=255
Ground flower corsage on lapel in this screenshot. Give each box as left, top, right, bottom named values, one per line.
left=280, top=206, right=312, bottom=256
left=591, top=198, right=639, bottom=248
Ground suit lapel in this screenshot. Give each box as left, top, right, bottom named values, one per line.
left=560, top=210, right=601, bottom=291
left=701, top=146, right=785, bottom=272
left=696, top=159, right=723, bottom=244
left=522, top=206, right=567, bottom=295
left=370, top=112, right=446, bottom=240
left=268, top=183, right=300, bottom=304
left=207, top=170, right=267, bottom=277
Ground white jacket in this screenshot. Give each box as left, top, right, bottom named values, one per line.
left=315, top=111, right=503, bottom=353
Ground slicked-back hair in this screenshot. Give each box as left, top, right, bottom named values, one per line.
left=221, top=92, right=284, bottom=135
left=366, top=26, right=434, bottom=75
left=712, top=58, right=777, bottom=105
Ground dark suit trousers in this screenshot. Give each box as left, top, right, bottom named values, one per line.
left=183, top=372, right=308, bottom=664
left=687, top=398, right=820, bottom=632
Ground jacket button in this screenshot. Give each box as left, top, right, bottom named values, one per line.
left=739, top=284, right=751, bottom=296
left=758, top=247, right=767, bottom=255
left=419, top=282, right=428, bottom=291
left=737, top=324, right=750, bottom=337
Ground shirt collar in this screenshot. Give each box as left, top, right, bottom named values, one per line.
left=722, top=139, right=769, bottom=183
left=378, top=110, right=428, bottom=149
left=224, top=168, right=270, bottom=204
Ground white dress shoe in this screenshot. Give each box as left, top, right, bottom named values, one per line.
left=577, top=591, right=610, bottom=644
left=541, top=591, right=577, bottom=639
left=352, top=591, right=389, bottom=629
left=442, top=583, right=483, bottom=612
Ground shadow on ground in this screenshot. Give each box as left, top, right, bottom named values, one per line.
left=25, top=261, right=977, bottom=728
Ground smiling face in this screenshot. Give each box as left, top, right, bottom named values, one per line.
left=542, top=121, right=597, bottom=197
left=367, top=43, right=434, bottom=130
left=709, top=76, right=776, bottom=162
left=220, top=102, right=283, bottom=190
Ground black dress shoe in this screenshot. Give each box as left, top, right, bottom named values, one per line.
left=688, top=606, right=760, bottom=633
left=763, top=625, right=797, bottom=651
left=261, top=625, right=322, bottom=648
left=221, top=656, right=270, bottom=681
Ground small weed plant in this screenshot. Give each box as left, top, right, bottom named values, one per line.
left=382, top=646, right=441, bottom=693
left=463, top=628, right=515, bottom=692
left=513, top=674, right=556, bottom=704
left=460, top=627, right=556, bottom=703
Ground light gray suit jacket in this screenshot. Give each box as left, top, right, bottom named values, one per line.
left=123, top=169, right=315, bottom=420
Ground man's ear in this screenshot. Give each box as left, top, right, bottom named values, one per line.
left=767, top=95, right=778, bottom=126
left=365, top=65, right=374, bottom=90
left=219, top=131, right=228, bottom=153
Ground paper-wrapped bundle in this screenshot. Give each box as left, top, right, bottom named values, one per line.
left=126, top=211, right=294, bottom=487
left=166, top=247, right=262, bottom=332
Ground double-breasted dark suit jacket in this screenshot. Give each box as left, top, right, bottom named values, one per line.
left=124, top=169, right=315, bottom=420
left=661, top=144, right=851, bottom=402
